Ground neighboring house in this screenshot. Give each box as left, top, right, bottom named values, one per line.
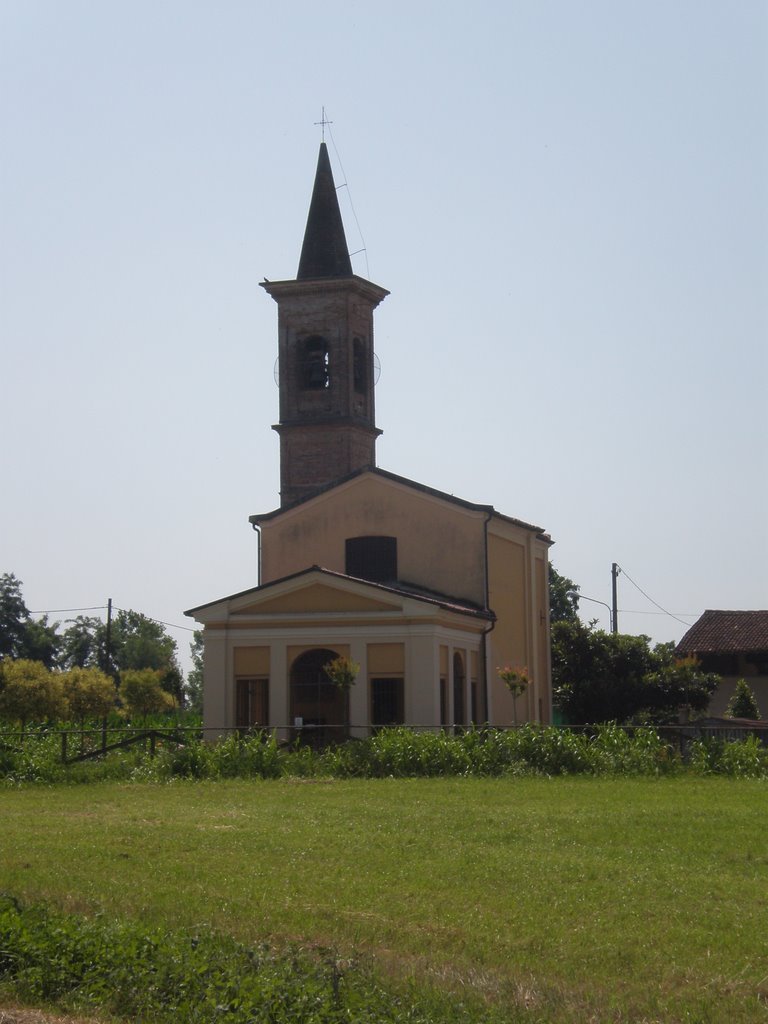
left=186, top=143, right=553, bottom=738
left=676, top=610, right=768, bottom=717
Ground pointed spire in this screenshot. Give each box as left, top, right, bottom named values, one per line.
left=297, top=143, right=353, bottom=280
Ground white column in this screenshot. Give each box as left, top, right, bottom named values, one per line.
left=270, top=642, right=289, bottom=743
left=464, top=646, right=473, bottom=724
left=406, top=632, right=440, bottom=729
left=447, top=645, right=455, bottom=731
left=202, top=633, right=228, bottom=739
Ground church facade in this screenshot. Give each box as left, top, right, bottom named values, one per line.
left=186, top=143, right=553, bottom=738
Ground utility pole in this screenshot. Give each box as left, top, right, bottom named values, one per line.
left=611, top=564, right=619, bottom=634
left=105, top=598, right=113, bottom=679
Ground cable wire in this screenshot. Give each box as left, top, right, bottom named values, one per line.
left=29, top=604, right=196, bottom=635
left=615, top=565, right=693, bottom=627
left=618, top=609, right=698, bottom=617
left=28, top=606, right=107, bottom=615
left=112, top=606, right=196, bottom=633
left=326, top=121, right=371, bottom=280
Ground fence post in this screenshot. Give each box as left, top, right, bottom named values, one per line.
left=101, top=718, right=107, bottom=753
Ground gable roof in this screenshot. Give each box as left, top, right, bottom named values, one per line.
left=676, top=610, right=768, bottom=654
left=185, top=565, right=494, bottom=622
left=249, top=466, right=550, bottom=540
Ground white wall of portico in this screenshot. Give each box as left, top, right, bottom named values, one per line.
left=201, top=629, right=229, bottom=737
left=207, top=617, right=486, bottom=734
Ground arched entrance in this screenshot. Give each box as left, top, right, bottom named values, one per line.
left=290, top=648, right=346, bottom=747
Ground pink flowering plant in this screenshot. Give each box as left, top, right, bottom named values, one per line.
left=496, top=665, right=530, bottom=726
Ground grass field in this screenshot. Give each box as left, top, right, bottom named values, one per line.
left=2, top=777, right=767, bottom=1022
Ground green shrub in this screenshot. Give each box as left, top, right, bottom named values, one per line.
left=1, top=724, right=767, bottom=784
left=688, top=734, right=768, bottom=778
left=726, top=679, right=762, bottom=720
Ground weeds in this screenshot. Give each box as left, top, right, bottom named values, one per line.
left=0, top=895, right=504, bottom=1023
left=1, top=724, right=767, bottom=785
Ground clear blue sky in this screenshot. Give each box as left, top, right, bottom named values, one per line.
left=1, top=1, right=766, bottom=673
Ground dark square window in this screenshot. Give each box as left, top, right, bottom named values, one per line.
left=371, top=677, right=404, bottom=726
left=345, top=536, right=397, bottom=582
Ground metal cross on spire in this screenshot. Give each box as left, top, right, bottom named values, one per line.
left=314, top=106, right=333, bottom=142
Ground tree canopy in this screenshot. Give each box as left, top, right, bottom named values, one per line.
left=549, top=565, right=580, bottom=626
left=0, top=575, right=185, bottom=703
left=552, top=619, right=719, bottom=724
left=186, top=630, right=204, bottom=715
left=0, top=573, right=61, bottom=668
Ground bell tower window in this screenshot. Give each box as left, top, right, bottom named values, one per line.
left=353, top=337, right=367, bottom=394
left=301, top=335, right=329, bottom=389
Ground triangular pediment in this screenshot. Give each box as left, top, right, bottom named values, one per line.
left=237, top=581, right=400, bottom=615
left=186, top=566, right=487, bottom=626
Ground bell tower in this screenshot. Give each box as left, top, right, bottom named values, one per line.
left=261, top=143, right=389, bottom=507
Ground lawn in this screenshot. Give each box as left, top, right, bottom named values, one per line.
left=2, top=777, right=767, bottom=1022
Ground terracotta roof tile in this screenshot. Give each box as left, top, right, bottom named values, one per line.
left=676, top=610, right=768, bottom=654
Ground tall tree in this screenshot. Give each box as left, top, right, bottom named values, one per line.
left=552, top=620, right=719, bottom=724
left=0, top=573, right=60, bottom=667
left=186, top=630, right=204, bottom=715
left=19, top=614, right=61, bottom=669
left=59, top=616, right=104, bottom=670
left=58, top=608, right=184, bottom=701
left=0, top=573, right=30, bottom=661
left=109, top=610, right=184, bottom=703
left=549, top=565, right=580, bottom=625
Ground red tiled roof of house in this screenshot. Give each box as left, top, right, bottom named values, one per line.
left=676, top=610, right=768, bottom=654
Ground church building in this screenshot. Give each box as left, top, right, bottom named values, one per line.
left=186, top=143, right=553, bottom=739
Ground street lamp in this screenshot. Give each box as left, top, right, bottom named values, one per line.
left=567, top=591, right=614, bottom=633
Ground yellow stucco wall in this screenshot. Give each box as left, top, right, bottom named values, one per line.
left=234, top=647, right=270, bottom=675
left=483, top=519, right=552, bottom=725
left=487, top=531, right=529, bottom=723
left=367, top=643, right=405, bottom=674
left=246, top=583, right=396, bottom=614
left=260, top=474, right=488, bottom=605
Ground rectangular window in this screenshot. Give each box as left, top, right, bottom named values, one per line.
left=346, top=536, right=397, bottom=582
left=371, top=677, right=404, bottom=726
left=236, top=677, right=269, bottom=730
left=439, top=677, right=448, bottom=727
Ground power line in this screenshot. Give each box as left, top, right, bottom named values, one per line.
left=28, top=604, right=195, bottom=634
left=28, top=606, right=107, bottom=615
left=615, top=565, right=693, bottom=628
left=326, top=121, right=370, bottom=280
left=112, top=606, right=196, bottom=633
left=619, top=609, right=698, bottom=618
